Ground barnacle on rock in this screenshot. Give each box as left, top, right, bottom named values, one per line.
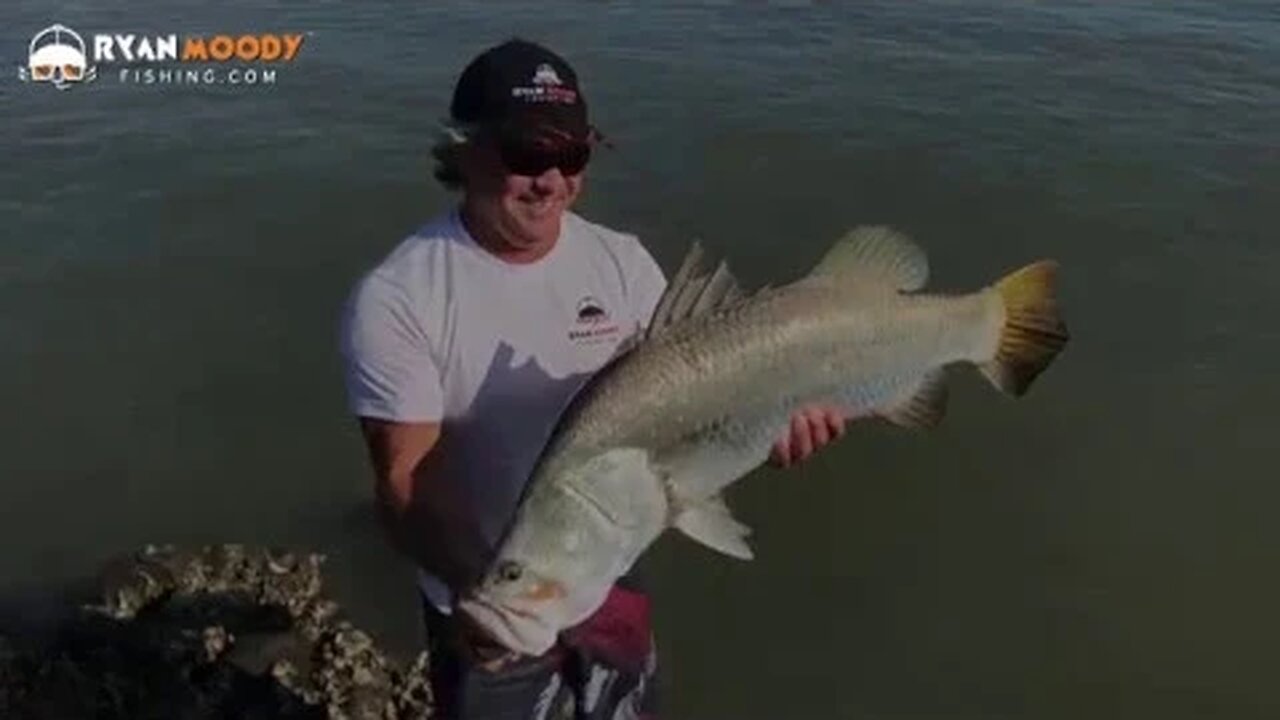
left=3, top=544, right=436, bottom=719
left=200, top=625, right=231, bottom=663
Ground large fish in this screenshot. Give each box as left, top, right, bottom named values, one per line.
left=456, top=226, right=1069, bottom=655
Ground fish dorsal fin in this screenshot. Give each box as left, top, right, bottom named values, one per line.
left=644, top=240, right=744, bottom=340
left=672, top=493, right=754, bottom=560
left=809, top=225, right=929, bottom=292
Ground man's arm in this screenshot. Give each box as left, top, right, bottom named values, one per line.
left=357, top=417, right=489, bottom=591
left=341, top=269, right=489, bottom=587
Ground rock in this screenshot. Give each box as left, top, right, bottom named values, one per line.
left=0, top=544, right=433, bottom=720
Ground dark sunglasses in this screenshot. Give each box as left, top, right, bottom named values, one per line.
left=498, top=138, right=592, bottom=177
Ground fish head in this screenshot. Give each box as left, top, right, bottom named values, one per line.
left=456, top=505, right=633, bottom=656
left=455, top=558, right=577, bottom=656
left=458, top=450, right=664, bottom=655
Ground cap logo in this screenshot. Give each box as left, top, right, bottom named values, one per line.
left=511, top=61, right=577, bottom=105
left=532, top=63, right=562, bottom=86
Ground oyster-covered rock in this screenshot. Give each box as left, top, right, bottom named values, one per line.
left=0, top=544, right=433, bottom=720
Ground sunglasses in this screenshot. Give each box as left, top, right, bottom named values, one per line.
left=497, top=137, right=592, bottom=177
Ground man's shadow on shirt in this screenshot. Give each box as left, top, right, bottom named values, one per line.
left=366, top=341, right=595, bottom=590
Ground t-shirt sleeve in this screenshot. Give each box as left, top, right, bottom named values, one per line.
left=627, top=241, right=669, bottom=331
left=338, top=271, right=444, bottom=422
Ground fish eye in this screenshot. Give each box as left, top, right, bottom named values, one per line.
left=496, top=560, right=523, bottom=583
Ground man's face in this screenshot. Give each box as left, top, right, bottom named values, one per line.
left=461, top=133, right=586, bottom=251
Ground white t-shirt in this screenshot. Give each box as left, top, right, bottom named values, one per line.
left=339, top=208, right=667, bottom=609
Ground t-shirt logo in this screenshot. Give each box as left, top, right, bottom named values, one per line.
left=576, top=296, right=607, bottom=323
left=569, top=295, right=620, bottom=345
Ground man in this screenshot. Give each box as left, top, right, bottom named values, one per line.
left=340, top=38, right=846, bottom=719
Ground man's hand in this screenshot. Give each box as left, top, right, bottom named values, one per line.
left=769, top=404, right=847, bottom=468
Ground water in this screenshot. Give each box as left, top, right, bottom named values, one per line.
left=2, top=1, right=1278, bottom=717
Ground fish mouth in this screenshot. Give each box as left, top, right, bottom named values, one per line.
left=455, top=594, right=560, bottom=656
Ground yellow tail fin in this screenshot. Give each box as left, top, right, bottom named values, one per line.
left=980, top=260, right=1069, bottom=396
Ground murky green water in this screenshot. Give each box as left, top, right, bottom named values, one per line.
left=3, top=2, right=1278, bottom=716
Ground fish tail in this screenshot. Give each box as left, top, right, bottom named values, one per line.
left=979, top=260, right=1069, bottom=396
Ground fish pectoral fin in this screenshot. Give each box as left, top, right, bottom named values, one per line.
left=878, top=368, right=949, bottom=429
left=809, top=225, right=929, bottom=292
left=672, top=494, right=754, bottom=561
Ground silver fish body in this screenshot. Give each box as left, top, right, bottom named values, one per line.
left=457, top=226, right=1068, bottom=655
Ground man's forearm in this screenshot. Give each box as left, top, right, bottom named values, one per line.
left=374, top=477, right=485, bottom=591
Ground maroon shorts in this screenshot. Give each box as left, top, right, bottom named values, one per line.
left=422, top=579, right=659, bottom=719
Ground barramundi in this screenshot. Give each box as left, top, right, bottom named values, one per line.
left=457, top=226, right=1070, bottom=655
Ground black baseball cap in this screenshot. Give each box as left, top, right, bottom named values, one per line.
left=450, top=38, right=594, bottom=145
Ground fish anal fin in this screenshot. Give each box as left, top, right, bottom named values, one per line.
left=810, top=225, right=929, bottom=292
left=672, top=494, right=754, bottom=560
left=645, top=241, right=745, bottom=340
left=879, top=369, right=949, bottom=429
